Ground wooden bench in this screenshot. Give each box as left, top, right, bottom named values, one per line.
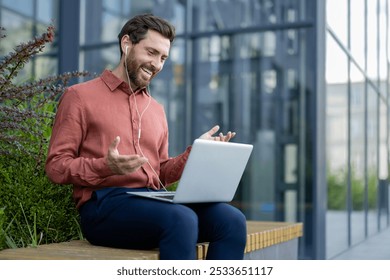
left=0, top=221, right=302, bottom=260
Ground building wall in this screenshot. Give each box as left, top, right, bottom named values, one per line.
left=325, top=0, right=390, bottom=259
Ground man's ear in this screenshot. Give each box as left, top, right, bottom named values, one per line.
left=121, top=35, right=131, bottom=55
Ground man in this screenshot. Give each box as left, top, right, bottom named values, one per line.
left=45, top=14, right=246, bottom=260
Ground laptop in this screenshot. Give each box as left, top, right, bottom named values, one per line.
left=127, top=139, right=253, bottom=203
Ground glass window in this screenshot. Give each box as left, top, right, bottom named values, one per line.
left=326, top=33, right=349, bottom=259
left=367, top=85, right=379, bottom=235
left=37, top=0, right=59, bottom=25
left=0, top=9, right=33, bottom=44
left=379, top=0, right=388, bottom=86
left=150, top=38, right=186, bottom=155
left=192, top=0, right=307, bottom=32
left=326, top=0, right=348, bottom=47
left=379, top=100, right=388, bottom=228
left=350, top=0, right=365, bottom=71
left=80, top=0, right=185, bottom=45
left=191, top=28, right=309, bottom=226
left=34, top=56, right=58, bottom=79
left=367, top=0, right=378, bottom=81
left=80, top=45, right=117, bottom=74
left=379, top=100, right=388, bottom=181
left=0, top=1, right=58, bottom=80
left=81, top=0, right=124, bottom=45
left=2, top=0, right=33, bottom=17
left=326, top=35, right=348, bottom=84
left=350, top=67, right=365, bottom=246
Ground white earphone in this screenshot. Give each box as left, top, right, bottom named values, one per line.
left=125, top=45, right=128, bottom=56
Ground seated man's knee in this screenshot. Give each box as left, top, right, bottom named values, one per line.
left=219, top=205, right=247, bottom=242
left=163, top=205, right=198, bottom=238
left=221, top=204, right=246, bottom=227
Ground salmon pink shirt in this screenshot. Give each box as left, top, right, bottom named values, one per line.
left=45, top=70, right=191, bottom=209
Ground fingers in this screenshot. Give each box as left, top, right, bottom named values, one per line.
left=199, top=125, right=237, bottom=142
left=207, top=125, right=220, bottom=136
left=215, top=131, right=236, bottom=142
left=107, top=136, right=148, bottom=175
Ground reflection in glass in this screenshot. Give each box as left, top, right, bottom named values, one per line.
left=350, top=68, right=365, bottom=246
left=191, top=29, right=307, bottom=228
left=80, top=0, right=185, bottom=45
left=379, top=101, right=388, bottom=228
left=34, top=57, right=57, bottom=79
left=2, top=0, right=33, bottom=17
left=379, top=0, right=387, bottom=82
left=367, top=86, right=378, bottom=235
left=326, top=34, right=349, bottom=258
left=1, top=10, right=34, bottom=48
left=367, top=0, right=378, bottom=81
left=37, top=0, right=59, bottom=25
left=191, top=0, right=306, bottom=32
left=325, top=33, right=348, bottom=84
left=326, top=0, right=348, bottom=47
left=350, top=0, right=365, bottom=72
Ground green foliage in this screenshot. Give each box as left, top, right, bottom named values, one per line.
left=327, top=170, right=347, bottom=210
left=327, top=168, right=378, bottom=211
left=0, top=25, right=88, bottom=250
left=0, top=25, right=88, bottom=162
left=166, top=180, right=179, bottom=191
left=0, top=157, right=81, bottom=249
left=0, top=207, right=5, bottom=247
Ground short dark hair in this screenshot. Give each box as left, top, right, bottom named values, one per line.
left=118, top=13, right=176, bottom=56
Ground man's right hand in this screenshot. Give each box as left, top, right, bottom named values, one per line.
left=106, top=136, right=148, bottom=175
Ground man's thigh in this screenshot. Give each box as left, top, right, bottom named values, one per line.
left=79, top=187, right=196, bottom=249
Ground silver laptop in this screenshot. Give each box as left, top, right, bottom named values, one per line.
left=127, top=139, right=253, bottom=203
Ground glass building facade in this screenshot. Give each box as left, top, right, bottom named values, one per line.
left=1, top=0, right=389, bottom=260
left=325, top=0, right=389, bottom=259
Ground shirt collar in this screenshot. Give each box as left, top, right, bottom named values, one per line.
left=100, top=69, right=149, bottom=96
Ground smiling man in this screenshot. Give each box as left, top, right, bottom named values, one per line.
left=45, top=14, right=247, bottom=260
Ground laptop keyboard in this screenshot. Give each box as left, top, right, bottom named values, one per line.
left=155, top=195, right=175, bottom=200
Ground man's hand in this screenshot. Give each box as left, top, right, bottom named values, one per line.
left=199, top=125, right=236, bottom=142
left=106, top=136, right=148, bottom=175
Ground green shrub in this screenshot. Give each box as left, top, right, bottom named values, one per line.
left=0, top=207, right=5, bottom=247
left=0, top=156, right=82, bottom=249
left=327, top=170, right=347, bottom=210
left=0, top=25, right=88, bottom=249
left=327, top=168, right=378, bottom=211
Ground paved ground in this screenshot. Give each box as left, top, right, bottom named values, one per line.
left=331, top=226, right=390, bottom=260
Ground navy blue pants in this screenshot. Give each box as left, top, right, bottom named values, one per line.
left=79, top=187, right=247, bottom=260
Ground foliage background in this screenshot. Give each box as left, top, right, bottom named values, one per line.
left=0, top=26, right=86, bottom=249
left=327, top=168, right=378, bottom=211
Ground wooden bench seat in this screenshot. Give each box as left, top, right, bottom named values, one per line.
left=0, top=221, right=303, bottom=260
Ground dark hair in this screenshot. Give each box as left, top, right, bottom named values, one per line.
left=118, top=13, right=176, bottom=56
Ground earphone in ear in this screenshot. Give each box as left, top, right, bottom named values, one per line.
left=125, top=45, right=129, bottom=56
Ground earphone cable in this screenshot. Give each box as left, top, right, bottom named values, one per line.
left=124, top=53, right=167, bottom=191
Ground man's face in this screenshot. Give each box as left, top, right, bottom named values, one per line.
left=125, top=30, right=170, bottom=91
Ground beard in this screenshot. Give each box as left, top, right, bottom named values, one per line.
left=125, top=55, right=154, bottom=91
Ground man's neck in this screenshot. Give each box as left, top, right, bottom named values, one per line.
left=112, top=62, right=127, bottom=83
left=111, top=62, right=141, bottom=92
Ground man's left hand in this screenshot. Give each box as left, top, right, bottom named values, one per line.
left=199, top=125, right=236, bottom=142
